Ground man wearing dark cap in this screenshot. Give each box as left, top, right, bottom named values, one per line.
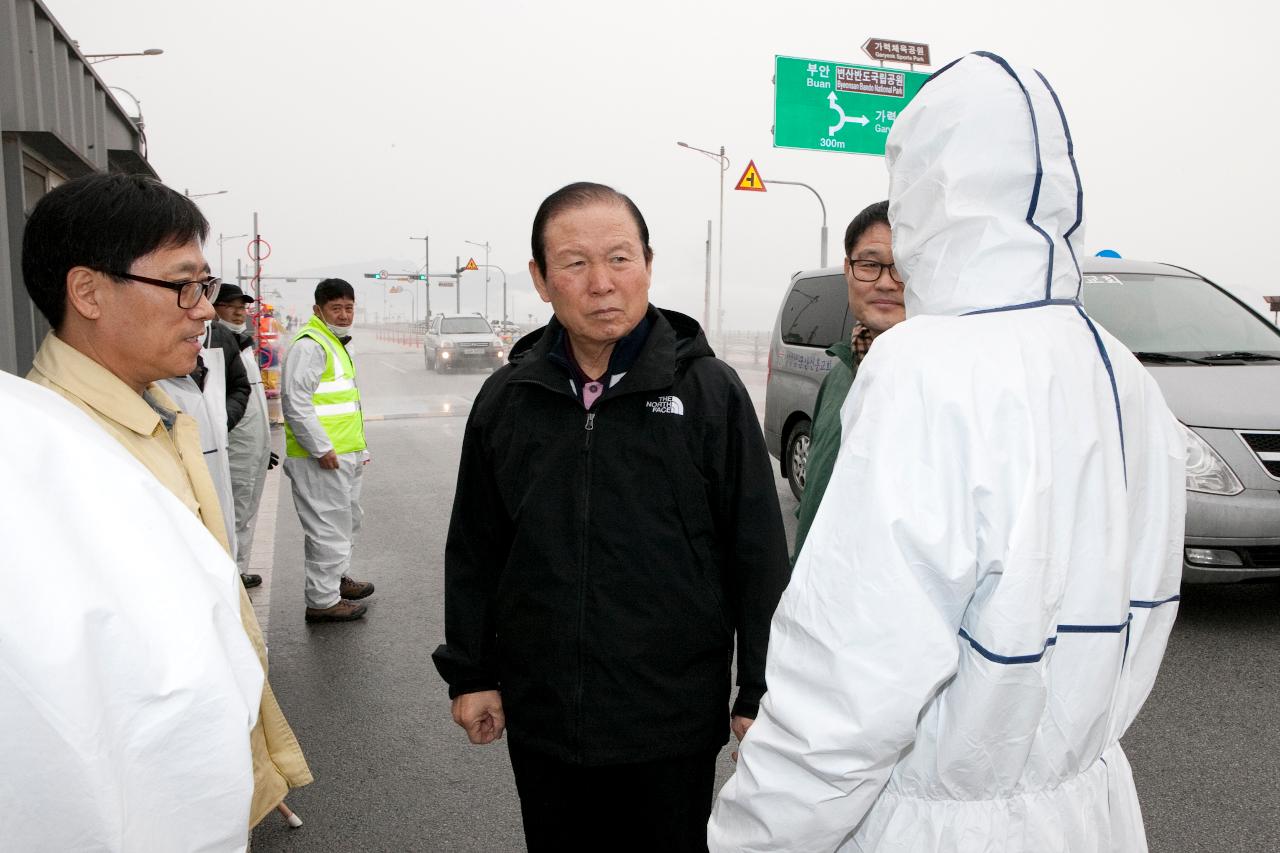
left=214, top=284, right=277, bottom=589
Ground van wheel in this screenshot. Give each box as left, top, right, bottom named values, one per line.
left=785, top=420, right=811, bottom=501
left=434, top=355, right=447, bottom=374
left=425, top=348, right=434, bottom=370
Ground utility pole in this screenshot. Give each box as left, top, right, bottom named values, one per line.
left=465, top=240, right=492, bottom=318
left=410, top=235, right=430, bottom=321
left=252, top=212, right=261, bottom=349
left=676, top=141, right=729, bottom=339
left=717, top=144, right=725, bottom=340
left=703, top=220, right=712, bottom=331
left=455, top=255, right=462, bottom=313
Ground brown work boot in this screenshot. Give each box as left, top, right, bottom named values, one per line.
left=339, top=575, right=375, bottom=600
left=305, top=600, right=367, bottom=623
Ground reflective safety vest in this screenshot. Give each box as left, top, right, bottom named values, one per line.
left=284, top=316, right=367, bottom=458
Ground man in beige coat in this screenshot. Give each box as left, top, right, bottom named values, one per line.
left=21, top=172, right=311, bottom=829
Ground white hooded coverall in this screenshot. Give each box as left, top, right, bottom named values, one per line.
left=0, top=373, right=262, bottom=852
left=282, top=334, right=366, bottom=609
left=709, top=53, right=1186, bottom=852
left=157, top=333, right=238, bottom=561
left=224, top=325, right=272, bottom=572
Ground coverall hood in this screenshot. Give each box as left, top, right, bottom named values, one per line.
left=886, top=52, right=1085, bottom=318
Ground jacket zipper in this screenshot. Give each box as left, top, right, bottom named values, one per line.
left=573, top=410, right=595, bottom=760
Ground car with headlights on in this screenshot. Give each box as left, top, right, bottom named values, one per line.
left=424, top=313, right=506, bottom=372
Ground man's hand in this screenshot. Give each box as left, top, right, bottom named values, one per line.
left=452, top=690, right=505, bottom=745
left=317, top=450, right=339, bottom=470
left=730, top=714, right=754, bottom=763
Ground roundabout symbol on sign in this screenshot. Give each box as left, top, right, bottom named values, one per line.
left=247, top=237, right=273, bottom=261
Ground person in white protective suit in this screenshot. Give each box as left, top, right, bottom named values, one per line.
left=708, top=51, right=1187, bottom=853
left=282, top=278, right=376, bottom=623
left=158, top=321, right=240, bottom=557
left=214, top=283, right=279, bottom=590
left=0, top=372, right=263, bottom=853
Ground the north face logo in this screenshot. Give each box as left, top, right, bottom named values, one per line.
left=646, top=395, right=685, bottom=416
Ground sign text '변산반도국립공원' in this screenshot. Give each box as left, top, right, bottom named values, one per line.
left=773, top=55, right=930, bottom=156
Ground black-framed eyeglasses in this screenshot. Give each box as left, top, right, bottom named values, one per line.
left=849, top=259, right=903, bottom=284
left=107, top=272, right=222, bottom=309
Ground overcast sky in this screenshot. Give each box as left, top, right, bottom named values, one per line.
left=51, top=0, right=1279, bottom=329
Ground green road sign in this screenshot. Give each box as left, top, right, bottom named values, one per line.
left=774, top=55, right=930, bottom=156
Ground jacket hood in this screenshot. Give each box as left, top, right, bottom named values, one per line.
left=509, top=305, right=714, bottom=365
left=886, top=52, right=1085, bottom=317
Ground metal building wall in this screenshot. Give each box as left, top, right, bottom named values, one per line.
left=0, top=0, right=155, bottom=375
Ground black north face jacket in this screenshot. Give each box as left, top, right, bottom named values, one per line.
left=432, top=306, right=790, bottom=765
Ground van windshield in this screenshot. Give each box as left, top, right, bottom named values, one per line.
left=441, top=318, right=493, bottom=334
left=1082, top=273, right=1280, bottom=357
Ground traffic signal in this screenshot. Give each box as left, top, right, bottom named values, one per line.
left=365, top=272, right=384, bottom=279
left=409, top=274, right=427, bottom=281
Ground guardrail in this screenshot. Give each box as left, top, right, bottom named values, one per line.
left=364, top=323, right=424, bottom=347
left=713, top=331, right=770, bottom=366
left=359, top=322, right=772, bottom=366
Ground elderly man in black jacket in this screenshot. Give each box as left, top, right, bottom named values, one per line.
left=433, top=182, right=791, bottom=853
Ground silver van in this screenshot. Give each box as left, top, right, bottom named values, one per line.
left=763, top=266, right=851, bottom=501
left=763, top=257, right=1280, bottom=584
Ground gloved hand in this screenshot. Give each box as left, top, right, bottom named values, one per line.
left=268, top=451, right=280, bottom=470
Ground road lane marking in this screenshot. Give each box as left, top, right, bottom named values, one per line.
left=364, top=410, right=470, bottom=421
left=379, top=359, right=408, bottom=374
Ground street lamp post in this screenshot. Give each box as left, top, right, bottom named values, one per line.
left=217, top=233, right=248, bottom=280
left=107, top=87, right=145, bottom=129
left=185, top=189, right=228, bottom=200
left=677, top=141, right=729, bottom=339
left=465, top=240, right=492, bottom=319
left=474, top=264, right=508, bottom=322
left=765, top=179, right=829, bottom=267
left=81, top=47, right=164, bottom=64
left=410, top=235, right=430, bottom=322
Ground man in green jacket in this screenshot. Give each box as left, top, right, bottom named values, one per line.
left=792, top=200, right=906, bottom=562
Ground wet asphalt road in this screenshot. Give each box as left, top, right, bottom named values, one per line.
left=250, top=334, right=1279, bottom=853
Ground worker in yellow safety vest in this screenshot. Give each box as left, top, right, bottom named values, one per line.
left=282, top=279, right=376, bottom=622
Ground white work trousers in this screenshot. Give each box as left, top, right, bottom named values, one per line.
left=229, top=347, right=271, bottom=573
left=284, top=453, right=364, bottom=608
left=229, top=446, right=269, bottom=573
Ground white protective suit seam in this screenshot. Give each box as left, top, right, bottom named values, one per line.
left=959, top=595, right=1179, bottom=665
left=882, top=745, right=1119, bottom=804
left=973, top=51, right=1054, bottom=301
left=1033, top=68, right=1084, bottom=297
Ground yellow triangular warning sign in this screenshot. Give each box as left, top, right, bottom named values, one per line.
left=464, top=258, right=479, bottom=271
left=735, top=160, right=766, bottom=192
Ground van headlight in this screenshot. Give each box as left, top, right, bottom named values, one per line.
left=1182, top=424, right=1243, bottom=496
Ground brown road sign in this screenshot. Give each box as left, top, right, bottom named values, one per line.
left=862, top=38, right=930, bottom=66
